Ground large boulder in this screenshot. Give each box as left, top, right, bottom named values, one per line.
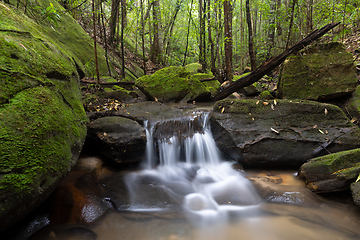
left=0, top=2, right=88, bottom=231
left=277, top=42, right=357, bottom=101
left=210, top=99, right=360, bottom=168
left=135, top=66, right=211, bottom=103
left=87, top=116, right=146, bottom=165
left=346, top=85, right=360, bottom=122
left=299, top=148, right=360, bottom=193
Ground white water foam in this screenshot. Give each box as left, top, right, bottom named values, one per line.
left=126, top=111, right=261, bottom=225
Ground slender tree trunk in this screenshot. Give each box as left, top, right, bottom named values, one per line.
left=224, top=0, right=233, bottom=80
left=286, top=0, right=297, bottom=49
left=266, top=0, right=276, bottom=59
left=208, top=0, right=216, bottom=75
left=100, top=2, right=112, bottom=77
left=92, top=0, right=100, bottom=83
left=150, top=0, right=163, bottom=64
left=109, top=0, right=120, bottom=46
left=120, top=0, right=125, bottom=79
left=140, top=0, right=146, bottom=74
left=183, top=0, right=194, bottom=66
left=198, top=0, right=204, bottom=71
left=342, top=0, right=348, bottom=40
left=246, top=0, right=256, bottom=70
left=306, top=0, right=313, bottom=34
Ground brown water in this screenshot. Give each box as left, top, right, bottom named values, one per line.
left=88, top=171, right=360, bottom=240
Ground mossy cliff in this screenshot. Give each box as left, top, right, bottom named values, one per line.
left=0, top=2, right=88, bottom=230
left=277, top=42, right=357, bottom=101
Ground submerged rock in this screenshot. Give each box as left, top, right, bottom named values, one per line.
left=299, top=148, right=360, bottom=193
left=210, top=99, right=360, bottom=168
left=277, top=42, right=357, bottom=101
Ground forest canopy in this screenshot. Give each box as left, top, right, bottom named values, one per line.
left=3, top=0, right=360, bottom=81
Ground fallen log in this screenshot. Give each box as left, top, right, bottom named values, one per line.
left=80, top=79, right=135, bottom=86
left=212, top=22, right=340, bottom=101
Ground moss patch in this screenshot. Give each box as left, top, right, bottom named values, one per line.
left=277, top=42, right=357, bottom=101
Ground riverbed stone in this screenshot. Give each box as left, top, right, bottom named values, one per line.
left=350, top=181, right=360, bottom=206
left=346, top=85, right=360, bottom=123
left=299, top=148, right=360, bottom=193
left=210, top=99, right=360, bottom=168
left=87, top=116, right=146, bottom=165
left=277, top=42, right=357, bottom=101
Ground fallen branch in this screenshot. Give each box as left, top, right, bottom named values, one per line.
left=199, top=77, right=216, bottom=82
left=80, top=79, right=135, bottom=86
left=212, top=22, right=341, bottom=101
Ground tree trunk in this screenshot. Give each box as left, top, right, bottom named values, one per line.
left=109, top=0, right=120, bottom=46
left=183, top=0, right=194, bottom=66
left=213, top=22, right=340, bottom=101
left=92, top=0, right=100, bottom=83
left=140, top=0, right=146, bottom=75
left=306, top=0, right=313, bottom=34
left=224, top=0, right=233, bottom=81
left=246, top=0, right=256, bottom=70
left=120, top=0, right=125, bottom=79
left=150, top=0, right=163, bottom=64
left=208, top=0, right=216, bottom=75
left=286, top=0, right=297, bottom=49
left=266, top=0, right=276, bottom=59
left=100, top=2, right=112, bottom=77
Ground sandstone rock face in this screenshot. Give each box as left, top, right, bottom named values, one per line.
left=0, top=0, right=99, bottom=230
left=210, top=99, right=360, bottom=168
left=299, top=148, right=360, bottom=193
left=87, top=116, right=147, bottom=165
left=277, top=42, right=357, bottom=101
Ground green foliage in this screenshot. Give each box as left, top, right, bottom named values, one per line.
left=34, top=2, right=61, bottom=27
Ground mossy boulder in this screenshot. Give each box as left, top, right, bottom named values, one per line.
left=0, top=2, right=87, bottom=230
left=135, top=66, right=211, bottom=103
left=210, top=99, right=360, bottom=168
left=350, top=181, right=360, bottom=206
left=299, top=149, right=360, bottom=193
left=277, top=42, right=357, bottom=101
left=192, top=73, right=220, bottom=97
left=346, top=85, right=360, bottom=122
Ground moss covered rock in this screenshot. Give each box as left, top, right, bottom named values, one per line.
left=346, top=85, right=360, bottom=122
left=135, top=66, right=211, bottom=103
left=0, top=2, right=87, bottom=230
left=277, top=42, right=357, bottom=101
left=210, top=99, right=360, bottom=168
left=299, top=149, right=360, bottom=193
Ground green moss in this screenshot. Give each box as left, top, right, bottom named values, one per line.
left=185, top=63, right=202, bottom=73
left=233, top=72, right=250, bottom=81
left=260, top=91, right=274, bottom=100
left=0, top=87, right=87, bottom=196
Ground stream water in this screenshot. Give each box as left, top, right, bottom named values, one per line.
left=92, top=110, right=360, bottom=240
left=20, top=109, right=360, bottom=240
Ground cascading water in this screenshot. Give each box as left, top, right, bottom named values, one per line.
left=125, top=110, right=261, bottom=226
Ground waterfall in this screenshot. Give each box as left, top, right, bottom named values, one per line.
left=125, top=110, right=261, bottom=225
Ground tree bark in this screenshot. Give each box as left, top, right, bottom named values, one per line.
left=140, top=0, right=146, bottom=75
left=120, top=0, right=125, bottom=79
left=150, top=0, right=163, bottom=64
left=208, top=0, right=216, bottom=75
left=286, top=0, right=297, bottom=49
left=183, top=0, right=194, bottom=66
left=109, top=0, right=120, bottom=46
left=92, top=0, right=100, bottom=83
left=246, top=0, right=256, bottom=70
left=212, top=22, right=340, bottom=101
left=266, top=0, right=276, bottom=59
left=224, top=0, right=233, bottom=81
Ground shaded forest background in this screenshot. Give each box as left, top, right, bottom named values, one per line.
left=6, top=0, right=360, bottom=82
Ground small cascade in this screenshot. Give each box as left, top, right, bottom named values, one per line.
left=125, top=110, right=261, bottom=225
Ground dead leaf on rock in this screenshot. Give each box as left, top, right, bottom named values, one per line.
left=271, top=127, right=279, bottom=134
left=263, top=102, right=269, bottom=106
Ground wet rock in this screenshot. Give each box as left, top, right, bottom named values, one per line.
left=50, top=171, right=112, bottom=225
left=29, top=225, right=97, bottom=240
left=87, top=116, right=146, bottom=165
left=277, top=42, right=357, bottom=101
left=351, top=182, right=360, bottom=206
left=346, top=85, right=360, bottom=123
left=211, top=99, right=360, bottom=168
left=299, top=148, right=360, bottom=193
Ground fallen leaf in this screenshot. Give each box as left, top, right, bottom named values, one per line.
left=271, top=127, right=280, bottom=134
left=271, top=104, right=274, bottom=110
left=319, top=129, right=324, bottom=134
left=313, top=125, right=317, bottom=128
left=256, top=100, right=260, bottom=105
left=324, top=108, right=328, bottom=115
left=252, top=117, right=255, bottom=121
left=263, top=102, right=269, bottom=106
left=274, top=99, right=277, bottom=105
left=221, top=107, right=225, bottom=113
left=351, top=118, right=357, bottom=123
